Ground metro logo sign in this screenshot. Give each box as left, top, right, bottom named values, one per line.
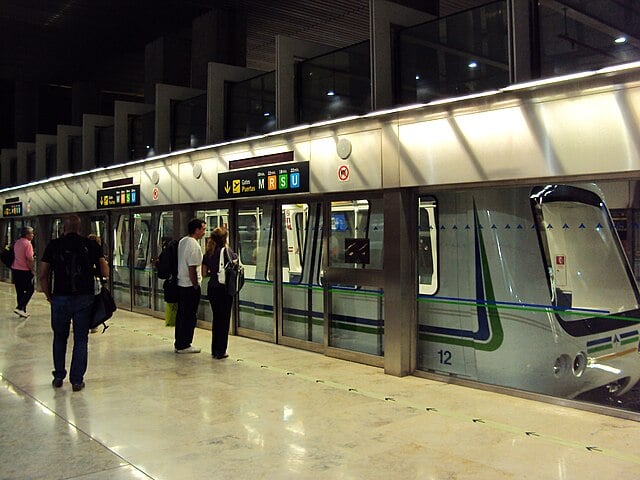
left=219, top=162, right=309, bottom=199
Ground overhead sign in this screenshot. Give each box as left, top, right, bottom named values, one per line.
left=97, top=185, right=141, bottom=209
left=218, top=162, right=309, bottom=199
left=3, top=201, right=22, bottom=217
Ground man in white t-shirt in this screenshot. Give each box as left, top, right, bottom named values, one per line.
left=174, top=218, right=206, bottom=353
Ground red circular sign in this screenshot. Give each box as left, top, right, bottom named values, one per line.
left=152, top=187, right=159, bottom=201
left=338, top=165, right=350, bottom=181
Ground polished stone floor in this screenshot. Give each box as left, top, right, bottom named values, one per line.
left=1, top=282, right=640, bottom=479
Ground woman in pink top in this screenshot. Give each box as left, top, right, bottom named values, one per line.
left=12, top=226, right=35, bottom=318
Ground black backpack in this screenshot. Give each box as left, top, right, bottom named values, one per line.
left=157, top=239, right=179, bottom=280
left=1, top=244, right=14, bottom=268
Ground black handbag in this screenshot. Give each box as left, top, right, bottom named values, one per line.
left=91, top=285, right=116, bottom=332
left=163, top=277, right=179, bottom=303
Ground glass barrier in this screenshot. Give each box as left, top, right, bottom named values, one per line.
left=281, top=202, right=324, bottom=343
left=329, top=284, right=384, bottom=356
left=298, top=41, right=371, bottom=123
left=95, top=125, right=114, bottom=168
left=68, top=135, right=82, bottom=173
left=171, top=94, right=207, bottom=151
left=225, top=71, right=276, bottom=140
left=397, top=0, right=509, bottom=105
left=129, top=111, right=155, bottom=160
left=538, top=0, right=640, bottom=77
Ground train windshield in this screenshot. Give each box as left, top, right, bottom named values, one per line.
left=531, top=185, right=640, bottom=323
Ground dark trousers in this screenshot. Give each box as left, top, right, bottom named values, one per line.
left=12, top=269, right=34, bottom=311
left=51, top=294, right=93, bottom=384
left=174, top=285, right=201, bottom=350
left=208, top=285, right=233, bottom=357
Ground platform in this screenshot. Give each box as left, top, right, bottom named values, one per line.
left=1, top=282, right=640, bottom=479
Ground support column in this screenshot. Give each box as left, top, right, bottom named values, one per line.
left=145, top=35, right=192, bottom=104
left=370, top=0, right=434, bottom=110
left=191, top=9, right=247, bottom=90
left=383, top=188, right=416, bottom=376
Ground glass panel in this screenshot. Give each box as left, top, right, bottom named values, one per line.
left=129, top=112, right=155, bottom=160
left=538, top=0, right=640, bottom=78
left=45, top=145, right=56, bottom=178
left=50, top=218, right=64, bottom=240
left=88, top=215, right=108, bottom=266
left=171, top=94, right=207, bottom=150
left=225, top=72, right=276, bottom=140
left=68, top=135, right=83, bottom=173
left=237, top=204, right=275, bottom=333
left=397, top=1, right=509, bottom=105
left=96, top=125, right=114, bottom=167
left=112, top=214, right=131, bottom=306
left=154, top=211, right=175, bottom=312
left=298, top=41, right=371, bottom=123
left=132, top=212, right=152, bottom=309
left=329, top=199, right=383, bottom=269
left=281, top=202, right=324, bottom=343
left=329, top=284, right=384, bottom=355
left=195, top=209, right=231, bottom=322
left=26, top=151, right=36, bottom=182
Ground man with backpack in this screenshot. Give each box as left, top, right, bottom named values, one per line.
left=11, top=226, right=35, bottom=318
left=39, top=214, right=109, bottom=391
left=174, top=218, right=206, bottom=354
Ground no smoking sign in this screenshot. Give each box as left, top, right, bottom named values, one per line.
left=337, top=164, right=350, bottom=182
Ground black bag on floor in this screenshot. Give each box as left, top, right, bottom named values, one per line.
left=91, top=285, right=116, bottom=333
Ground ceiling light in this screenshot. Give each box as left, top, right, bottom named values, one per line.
left=326, top=90, right=335, bottom=96
left=468, top=61, right=478, bottom=69
left=614, top=36, right=627, bottom=44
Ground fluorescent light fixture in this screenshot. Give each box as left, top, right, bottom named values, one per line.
left=263, top=112, right=271, bottom=117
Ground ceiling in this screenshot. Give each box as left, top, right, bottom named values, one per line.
left=0, top=0, right=487, bottom=94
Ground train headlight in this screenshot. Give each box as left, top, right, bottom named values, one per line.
left=572, top=352, right=587, bottom=377
left=553, top=354, right=570, bottom=377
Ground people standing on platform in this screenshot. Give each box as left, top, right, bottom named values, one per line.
left=202, top=227, right=235, bottom=359
left=174, top=218, right=206, bottom=354
left=39, top=214, right=109, bottom=391
left=12, top=226, right=35, bottom=318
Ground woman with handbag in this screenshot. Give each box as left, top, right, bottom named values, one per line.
left=201, top=227, right=235, bottom=359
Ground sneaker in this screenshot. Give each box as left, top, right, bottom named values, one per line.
left=14, top=308, right=29, bottom=318
left=52, top=378, right=63, bottom=388
left=72, top=382, right=85, bottom=392
left=90, top=328, right=99, bottom=334
left=175, top=346, right=201, bottom=354
left=213, top=353, right=229, bottom=359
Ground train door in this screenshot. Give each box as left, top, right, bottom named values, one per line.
left=153, top=210, right=176, bottom=313
left=279, top=202, right=324, bottom=346
left=132, top=212, right=153, bottom=312
left=0, top=219, right=15, bottom=281
left=236, top=202, right=276, bottom=340
left=324, top=197, right=385, bottom=363
left=195, top=208, right=230, bottom=324
left=112, top=211, right=132, bottom=308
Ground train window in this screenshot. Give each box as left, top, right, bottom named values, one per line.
left=532, top=185, right=640, bottom=322
left=133, top=213, right=152, bottom=309
left=196, top=209, right=230, bottom=251
left=418, top=197, right=438, bottom=295
left=50, top=218, right=64, bottom=239
left=330, top=198, right=383, bottom=269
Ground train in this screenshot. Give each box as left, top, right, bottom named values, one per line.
left=2, top=61, right=640, bottom=413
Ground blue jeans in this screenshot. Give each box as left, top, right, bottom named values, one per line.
left=51, top=294, right=94, bottom=384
